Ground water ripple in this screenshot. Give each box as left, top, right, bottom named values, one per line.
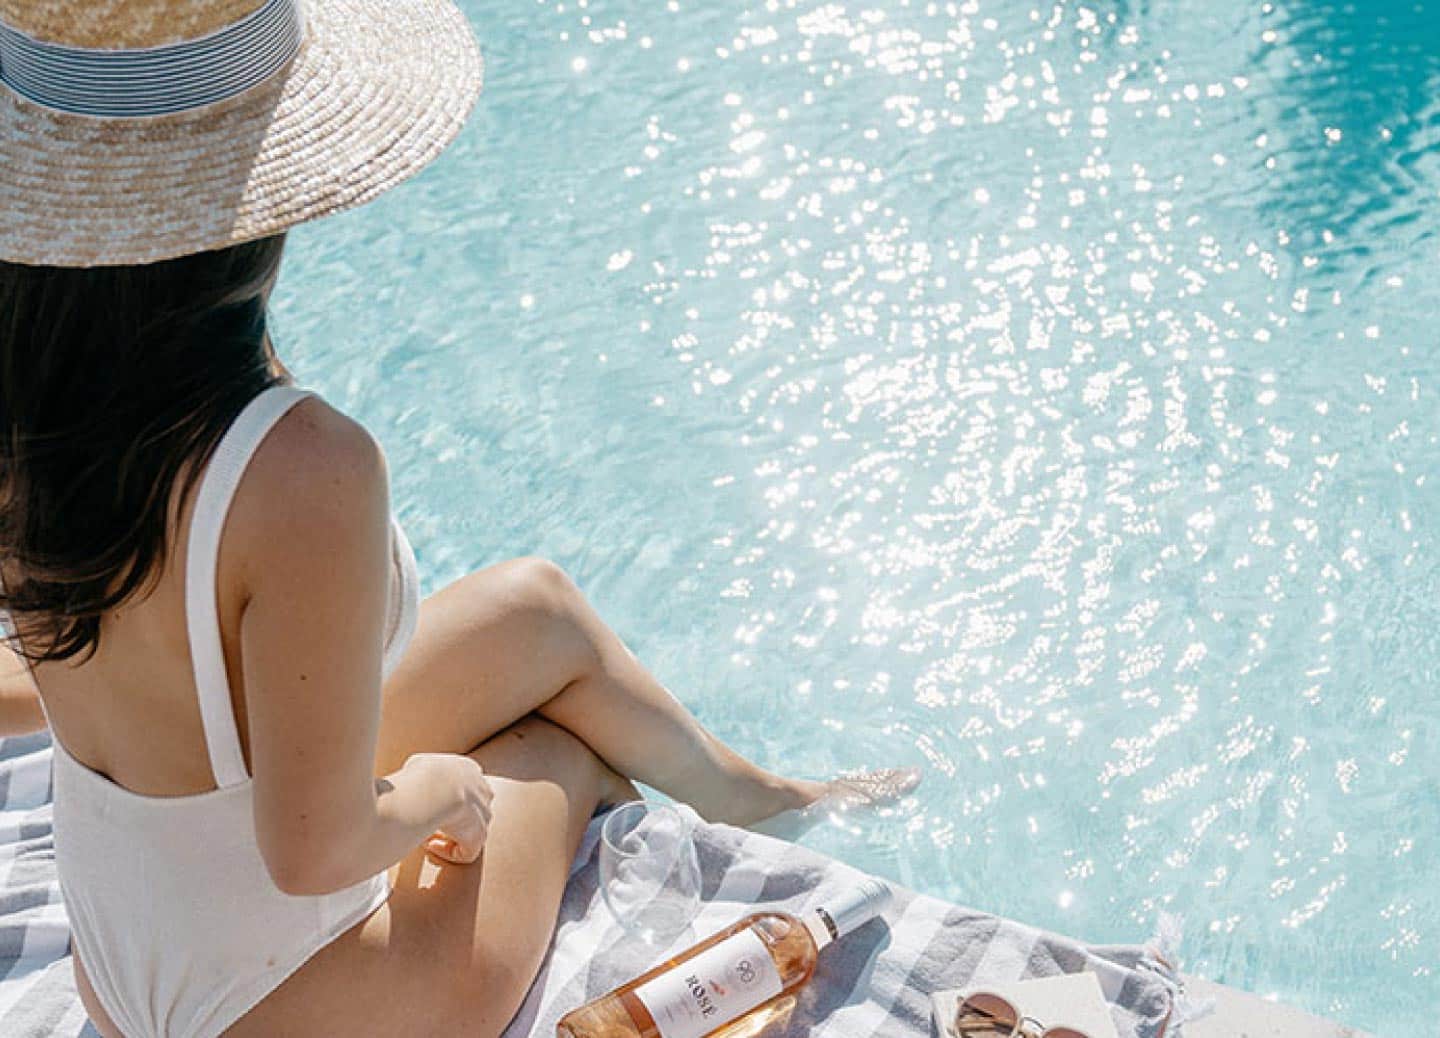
left=268, top=0, right=1440, bottom=1029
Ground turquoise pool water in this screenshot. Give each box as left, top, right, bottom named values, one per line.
left=273, top=0, right=1439, bottom=1030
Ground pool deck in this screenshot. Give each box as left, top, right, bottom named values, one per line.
left=1182, top=976, right=1369, bottom=1038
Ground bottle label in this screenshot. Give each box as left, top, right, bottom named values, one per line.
left=631, top=927, right=784, bottom=1038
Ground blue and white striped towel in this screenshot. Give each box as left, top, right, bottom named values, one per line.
left=0, top=733, right=1177, bottom=1037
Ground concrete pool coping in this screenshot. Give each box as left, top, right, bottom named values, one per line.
left=1180, top=975, right=1369, bottom=1037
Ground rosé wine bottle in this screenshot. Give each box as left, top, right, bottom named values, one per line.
left=556, top=878, right=892, bottom=1038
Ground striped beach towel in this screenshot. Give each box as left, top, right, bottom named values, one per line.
left=1, top=733, right=1178, bottom=1037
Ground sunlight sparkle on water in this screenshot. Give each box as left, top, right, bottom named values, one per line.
left=276, top=1, right=1440, bottom=1030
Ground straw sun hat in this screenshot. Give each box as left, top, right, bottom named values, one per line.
left=0, top=0, right=483, bottom=268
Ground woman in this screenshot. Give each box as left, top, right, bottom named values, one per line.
left=0, top=1, right=916, bottom=1035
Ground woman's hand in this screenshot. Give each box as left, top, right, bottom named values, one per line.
left=405, top=752, right=495, bottom=865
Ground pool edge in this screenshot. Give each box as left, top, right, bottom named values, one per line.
left=1178, top=975, right=1370, bottom=1038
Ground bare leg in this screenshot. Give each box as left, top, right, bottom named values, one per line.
left=231, top=715, right=635, bottom=1037
left=377, top=557, right=870, bottom=826
left=533, top=596, right=830, bottom=824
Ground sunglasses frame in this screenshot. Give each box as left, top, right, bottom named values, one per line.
left=953, top=989, right=1092, bottom=1038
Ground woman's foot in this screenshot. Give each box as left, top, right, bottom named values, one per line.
left=747, top=766, right=922, bottom=840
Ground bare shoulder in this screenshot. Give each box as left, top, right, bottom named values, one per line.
left=229, top=395, right=391, bottom=589
left=256, top=391, right=382, bottom=469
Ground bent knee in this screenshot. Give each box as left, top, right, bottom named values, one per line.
left=495, top=556, right=600, bottom=675
left=496, top=713, right=584, bottom=750
left=508, top=555, right=579, bottom=607
left=502, top=715, right=598, bottom=765
left=476, top=714, right=604, bottom=783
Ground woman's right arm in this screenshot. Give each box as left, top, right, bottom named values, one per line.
left=237, top=403, right=488, bottom=896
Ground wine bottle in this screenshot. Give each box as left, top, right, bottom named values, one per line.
left=556, top=878, right=892, bottom=1038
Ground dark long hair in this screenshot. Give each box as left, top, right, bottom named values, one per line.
left=1, top=234, right=290, bottom=665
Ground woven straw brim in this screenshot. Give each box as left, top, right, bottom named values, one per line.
left=0, top=0, right=482, bottom=267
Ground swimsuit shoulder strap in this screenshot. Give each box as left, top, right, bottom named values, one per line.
left=185, top=383, right=315, bottom=788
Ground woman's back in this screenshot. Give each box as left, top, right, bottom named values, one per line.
left=23, top=385, right=415, bottom=796
left=21, top=382, right=421, bottom=1038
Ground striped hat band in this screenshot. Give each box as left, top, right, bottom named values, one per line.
left=0, top=0, right=304, bottom=118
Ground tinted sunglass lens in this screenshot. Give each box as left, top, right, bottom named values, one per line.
left=955, top=992, right=1020, bottom=1035
left=1041, top=1028, right=1091, bottom=1038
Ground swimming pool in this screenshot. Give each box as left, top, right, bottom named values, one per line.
left=272, top=0, right=1439, bottom=1030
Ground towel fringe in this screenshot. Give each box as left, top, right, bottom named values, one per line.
left=1138, top=911, right=1217, bottom=1036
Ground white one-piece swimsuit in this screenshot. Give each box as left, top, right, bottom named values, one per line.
left=34, top=383, right=421, bottom=1038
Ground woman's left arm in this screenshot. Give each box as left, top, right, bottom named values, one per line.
left=0, top=638, right=46, bottom=738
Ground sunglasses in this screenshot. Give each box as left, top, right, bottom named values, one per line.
left=954, top=991, right=1091, bottom=1038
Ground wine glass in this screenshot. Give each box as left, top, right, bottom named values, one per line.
left=598, top=800, right=701, bottom=947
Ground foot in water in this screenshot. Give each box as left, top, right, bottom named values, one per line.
left=748, top=766, right=922, bottom=840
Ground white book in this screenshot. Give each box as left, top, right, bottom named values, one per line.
left=931, top=971, right=1121, bottom=1038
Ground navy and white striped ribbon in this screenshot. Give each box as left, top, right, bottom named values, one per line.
left=0, top=0, right=304, bottom=118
